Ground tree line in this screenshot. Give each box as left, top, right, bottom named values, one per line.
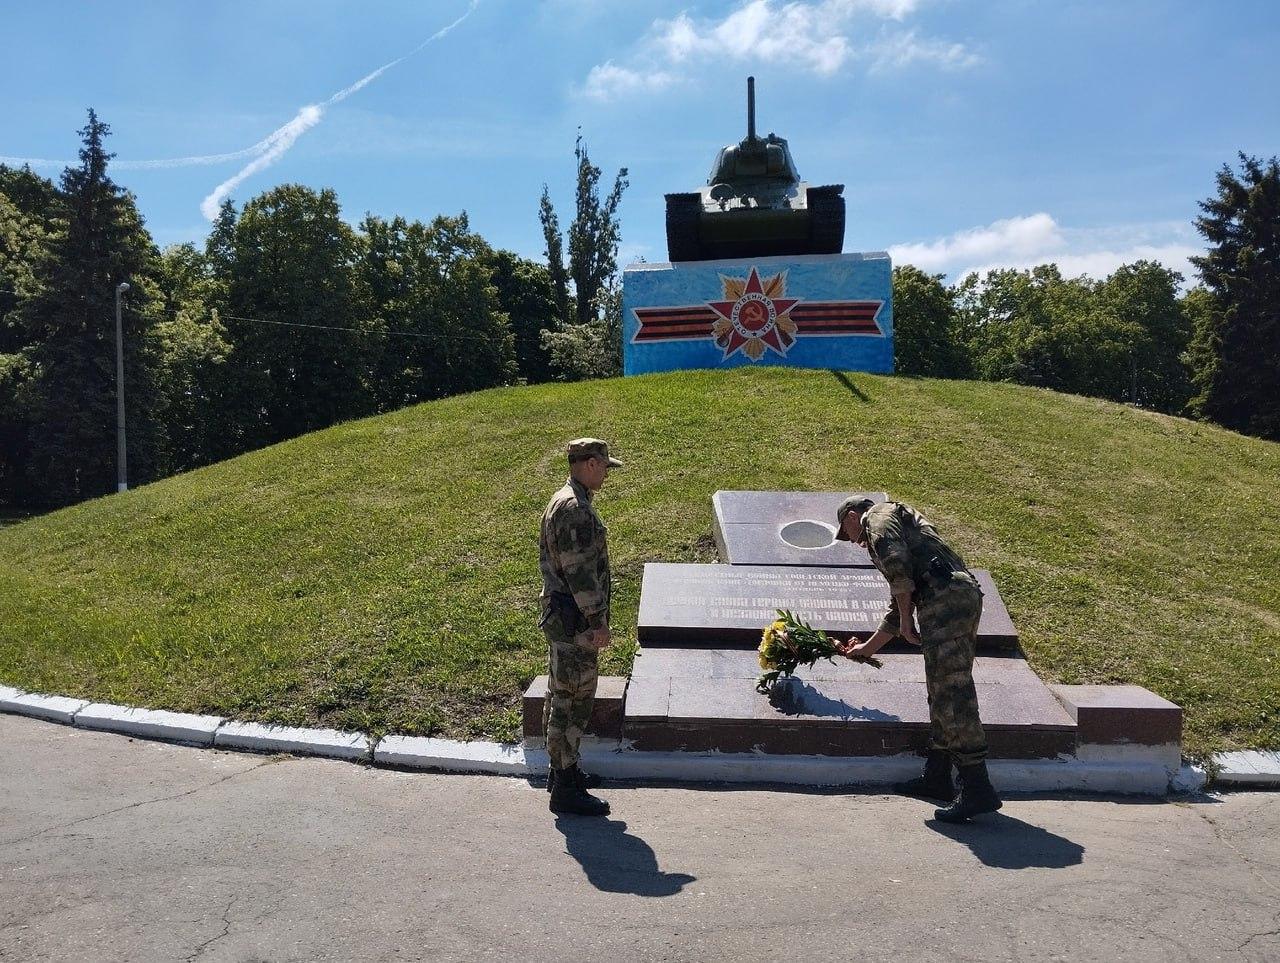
left=0, top=112, right=625, bottom=508
left=1, top=110, right=1274, bottom=511
left=892, top=152, right=1280, bottom=438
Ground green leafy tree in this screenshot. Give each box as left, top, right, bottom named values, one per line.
left=9, top=111, right=165, bottom=505
left=358, top=212, right=516, bottom=409
left=957, top=266, right=1138, bottom=402
left=1097, top=260, right=1191, bottom=412
left=1188, top=153, right=1280, bottom=439
left=538, top=135, right=628, bottom=380
left=0, top=191, right=47, bottom=352
left=1, top=168, right=57, bottom=502
left=485, top=249, right=558, bottom=383
left=541, top=277, right=623, bottom=381
left=153, top=243, right=233, bottom=471
left=226, top=184, right=373, bottom=447
left=890, top=265, right=970, bottom=378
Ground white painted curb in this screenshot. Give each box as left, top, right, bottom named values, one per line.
left=215, top=721, right=371, bottom=760
left=1, top=690, right=90, bottom=724
left=1213, top=750, right=1280, bottom=787
left=75, top=703, right=225, bottom=746
left=374, top=735, right=531, bottom=775
left=0, top=682, right=1214, bottom=796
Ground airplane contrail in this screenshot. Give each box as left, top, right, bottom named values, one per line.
left=1, top=2, right=479, bottom=211
left=200, top=0, right=479, bottom=219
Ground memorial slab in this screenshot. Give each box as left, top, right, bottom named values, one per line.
left=636, top=562, right=1018, bottom=649
left=622, top=647, right=1075, bottom=758
left=712, top=490, right=885, bottom=567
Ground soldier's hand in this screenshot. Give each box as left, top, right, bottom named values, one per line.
left=842, top=639, right=871, bottom=659
left=901, top=622, right=922, bottom=645
left=589, top=627, right=612, bottom=650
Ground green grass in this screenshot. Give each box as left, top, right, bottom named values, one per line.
left=1, top=368, right=1277, bottom=757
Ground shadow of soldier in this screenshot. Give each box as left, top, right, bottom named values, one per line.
left=554, top=816, right=697, bottom=896
left=925, top=811, right=1086, bottom=869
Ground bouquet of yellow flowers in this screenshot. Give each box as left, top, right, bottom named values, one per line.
left=757, top=609, right=882, bottom=693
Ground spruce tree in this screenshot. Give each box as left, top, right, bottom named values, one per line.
left=14, top=110, right=164, bottom=504
left=1189, top=153, right=1280, bottom=439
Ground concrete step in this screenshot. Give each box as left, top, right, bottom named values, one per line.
left=623, top=647, right=1077, bottom=759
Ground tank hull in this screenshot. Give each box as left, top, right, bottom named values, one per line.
left=665, top=184, right=845, bottom=262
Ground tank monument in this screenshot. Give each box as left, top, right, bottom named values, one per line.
left=623, top=77, right=893, bottom=376
left=525, top=85, right=1190, bottom=791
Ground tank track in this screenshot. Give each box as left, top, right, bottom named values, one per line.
left=665, top=193, right=703, bottom=262
left=806, top=184, right=846, bottom=255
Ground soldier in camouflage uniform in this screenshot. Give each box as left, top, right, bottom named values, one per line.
left=835, top=496, right=1003, bottom=823
left=539, top=438, right=621, bottom=817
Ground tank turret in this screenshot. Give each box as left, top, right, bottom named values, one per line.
left=665, top=77, right=845, bottom=262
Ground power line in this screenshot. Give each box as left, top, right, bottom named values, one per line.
left=0, top=284, right=520, bottom=347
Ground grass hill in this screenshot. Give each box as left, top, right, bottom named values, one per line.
left=1, top=368, right=1277, bottom=758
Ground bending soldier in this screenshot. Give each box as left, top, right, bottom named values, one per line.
left=835, top=496, right=1003, bottom=823
left=538, top=438, right=622, bottom=817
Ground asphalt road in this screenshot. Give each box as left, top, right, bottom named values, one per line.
left=1, top=713, right=1277, bottom=962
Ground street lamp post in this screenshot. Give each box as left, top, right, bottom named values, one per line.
left=115, top=281, right=130, bottom=492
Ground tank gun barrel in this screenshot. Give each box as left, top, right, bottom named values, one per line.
left=746, top=76, right=757, bottom=142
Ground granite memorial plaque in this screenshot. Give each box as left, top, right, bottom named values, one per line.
left=712, top=490, right=886, bottom=567
left=636, top=562, right=1018, bottom=649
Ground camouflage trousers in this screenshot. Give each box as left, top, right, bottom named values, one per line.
left=918, top=572, right=987, bottom=767
left=541, top=618, right=600, bottom=771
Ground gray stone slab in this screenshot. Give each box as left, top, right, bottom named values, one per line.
left=214, top=721, right=371, bottom=760
left=623, top=645, right=1075, bottom=758
left=623, top=676, right=671, bottom=722
left=74, top=703, right=224, bottom=746
left=637, top=562, right=1018, bottom=649
left=0, top=691, right=90, bottom=724
left=632, top=646, right=1046, bottom=686
left=0, top=684, right=24, bottom=702
left=712, top=490, right=884, bottom=567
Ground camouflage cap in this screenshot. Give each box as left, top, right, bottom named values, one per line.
left=567, top=438, right=623, bottom=467
left=833, top=496, right=876, bottom=540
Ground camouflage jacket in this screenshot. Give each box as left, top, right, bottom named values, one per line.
left=539, top=477, right=611, bottom=631
left=861, top=501, right=969, bottom=636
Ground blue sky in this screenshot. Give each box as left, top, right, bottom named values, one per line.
left=3, top=0, right=1277, bottom=283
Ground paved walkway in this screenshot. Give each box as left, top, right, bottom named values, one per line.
left=1, top=714, right=1277, bottom=962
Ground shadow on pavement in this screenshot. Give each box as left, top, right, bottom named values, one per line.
left=555, top=816, right=697, bottom=897
left=926, top=811, right=1086, bottom=869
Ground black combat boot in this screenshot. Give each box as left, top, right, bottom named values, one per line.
left=549, top=771, right=611, bottom=817
left=546, top=764, right=603, bottom=793
left=934, top=762, right=1002, bottom=823
left=894, top=748, right=955, bottom=802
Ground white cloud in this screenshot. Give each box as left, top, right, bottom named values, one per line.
left=889, top=214, right=1201, bottom=283
left=654, top=4, right=852, bottom=76
left=581, top=62, right=677, bottom=102
left=866, top=29, right=983, bottom=73
left=580, top=0, right=977, bottom=102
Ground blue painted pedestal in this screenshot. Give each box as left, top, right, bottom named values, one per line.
left=622, top=251, right=893, bottom=376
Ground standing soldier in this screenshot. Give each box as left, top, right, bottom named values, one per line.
left=539, top=438, right=622, bottom=817
left=835, top=496, right=1003, bottom=823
